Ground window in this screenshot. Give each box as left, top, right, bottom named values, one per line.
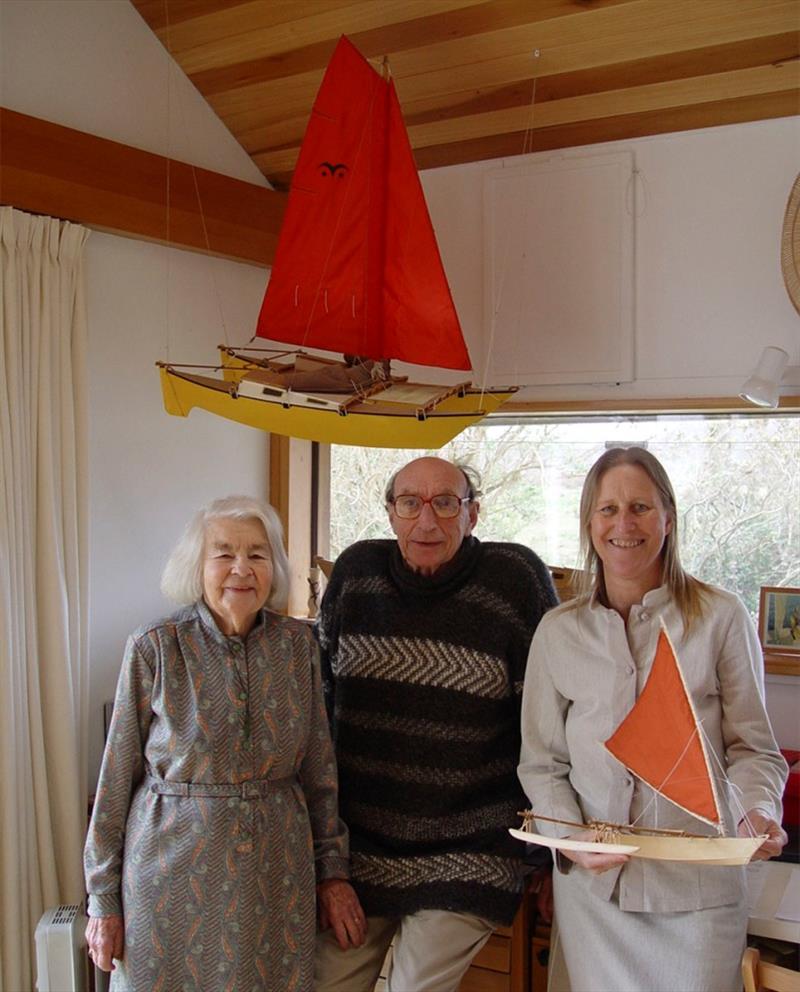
left=330, top=413, right=800, bottom=621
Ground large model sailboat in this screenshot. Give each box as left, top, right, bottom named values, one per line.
left=510, top=623, right=766, bottom=865
left=158, top=36, right=516, bottom=447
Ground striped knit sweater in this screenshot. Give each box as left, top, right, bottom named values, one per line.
left=316, top=536, right=557, bottom=925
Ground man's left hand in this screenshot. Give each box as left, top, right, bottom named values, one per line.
left=317, top=879, right=367, bottom=950
left=738, top=809, right=787, bottom=861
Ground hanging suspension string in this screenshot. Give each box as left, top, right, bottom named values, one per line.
left=626, top=165, right=647, bottom=221
left=163, top=0, right=173, bottom=363
left=698, top=720, right=756, bottom=835
left=522, top=55, right=540, bottom=157
left=189, top=162, right=230, bottom=347
left=161, top=0, right=231, bottom=352
left=479, top=51, right=541, bottom=402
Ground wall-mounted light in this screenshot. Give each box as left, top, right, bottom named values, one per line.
left=740, top=347, right=800, bottom=408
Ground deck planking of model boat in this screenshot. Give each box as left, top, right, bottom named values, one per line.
left=510, top=621, right=767, bottom=866
left=158, top=36, right=516, bottom=447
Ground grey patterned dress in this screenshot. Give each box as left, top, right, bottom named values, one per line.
left=84, top=601, right=349, bottom=992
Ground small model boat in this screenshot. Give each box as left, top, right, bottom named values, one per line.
left=510, top=623, right=766, bottom=866
left=158, top=36, right=516, bottom=447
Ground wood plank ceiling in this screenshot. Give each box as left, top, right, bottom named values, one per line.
left=131, top=0, right=799, bottom=190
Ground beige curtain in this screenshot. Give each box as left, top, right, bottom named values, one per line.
left=0, top=207, right=89, bottom=992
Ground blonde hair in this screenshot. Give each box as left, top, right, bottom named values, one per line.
left=160, top=495, right=289, bottom=611
left=576, top=447, right=710, bottom=630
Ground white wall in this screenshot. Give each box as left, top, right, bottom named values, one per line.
left=1, top=0, right=273, bottom=780
left=423, top=117, right=800, bottom=402
left=0, top=0, right=267, bottom=184
left=764, top=678, right=799, bottom=750
left=86, top=235, right=268, bottom=778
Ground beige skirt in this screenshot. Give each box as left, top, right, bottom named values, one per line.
left=550, top=866, right=748, bottom=992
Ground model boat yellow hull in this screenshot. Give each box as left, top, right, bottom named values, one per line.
left=509, top=826, right=764, bottom=866
left=159, top=365, right=515, bottom=448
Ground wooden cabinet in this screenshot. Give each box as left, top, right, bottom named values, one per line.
left=458, top=891, right=531, bottom=992
left=530, top=925, right=551, bottom=992
left=377, top=889, right=548, bottom=992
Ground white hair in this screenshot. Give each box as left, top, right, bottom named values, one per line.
left=161, top=495, right=290, bottom=611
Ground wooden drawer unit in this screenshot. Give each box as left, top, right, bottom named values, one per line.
left=458, top=898, right=530, bottom=992
left=531, top=924, right=551, bottom=992
left=379, top=892, right=541, bottom=992
left=460, top=930, right=512, bottom=992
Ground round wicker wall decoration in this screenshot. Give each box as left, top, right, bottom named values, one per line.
left=782, top=173, right=800, bottom=317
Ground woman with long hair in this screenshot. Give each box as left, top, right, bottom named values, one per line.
left=518, top=447, right=787, bottom=992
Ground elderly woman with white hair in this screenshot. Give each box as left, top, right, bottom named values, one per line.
left=84, top=495, right=364, bottom=992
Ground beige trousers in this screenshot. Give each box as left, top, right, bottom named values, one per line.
left=314, top=909, right=494, bottom=992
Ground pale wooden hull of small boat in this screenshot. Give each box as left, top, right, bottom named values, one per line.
left=508, top=828, right=635, bottom=856
left=509, top=827, right=764, bottom=865
left=159, top=366, right=514, bottom=448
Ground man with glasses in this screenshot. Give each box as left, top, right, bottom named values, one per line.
left=315, top=456, right=556, bottom=992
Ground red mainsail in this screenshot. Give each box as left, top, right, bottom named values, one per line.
left=604, top=627, right=721, bottom=827
left=255, top=36, right=471, bottom=371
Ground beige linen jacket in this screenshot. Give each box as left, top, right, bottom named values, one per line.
left=518, top=584, right=788, bottom=913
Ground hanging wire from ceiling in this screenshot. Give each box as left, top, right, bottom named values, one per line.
left=161, top=0, right=231, bottom=360
left=478, top=48, right=542, bottom=404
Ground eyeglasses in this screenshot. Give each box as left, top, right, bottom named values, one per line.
left=388, top=494, right=472, bottom=519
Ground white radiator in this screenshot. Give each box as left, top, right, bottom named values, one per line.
left=35, top=904, right=87, bottom=992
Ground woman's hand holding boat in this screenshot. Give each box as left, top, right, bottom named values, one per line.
left=561, top=830, right=630, bottom=874
left=738, top=809, right=787, bottom=861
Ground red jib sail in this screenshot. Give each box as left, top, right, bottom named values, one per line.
left=255, top=35, right=471, bottom=371
left=604, top=626, right=721, bottom=827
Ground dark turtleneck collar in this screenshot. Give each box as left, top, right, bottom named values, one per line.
left=388, top=535, right=483, bottom=599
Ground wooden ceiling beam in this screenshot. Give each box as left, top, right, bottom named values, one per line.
left=265, top=89, right=798, bottom=187
left=387, top=0, right=794, bottom=81
left=130, top=0, right=253, bottom=32
left=183, top=0, right=633, bottom=96
left=208, top=0, right=796, bottom=125
left=0, top=108, right=286, bottom=266
left=253, top=62, right=799, bottom=175
left=409, top=90, right=800, bottom=172
left=240, top=32, right=798, bottom=158
left=163, top=0, right=487, bottom=75
left=401, top=32, right=800, bottom=124
left=407, top=63, right=800, bottom=150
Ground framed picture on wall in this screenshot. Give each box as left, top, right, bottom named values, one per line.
left=759, top=587, right=800, bottom=673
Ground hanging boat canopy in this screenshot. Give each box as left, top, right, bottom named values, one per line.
left=255, top=36, right=471, bottom=371
left=157, top=36, right=515, bottom=446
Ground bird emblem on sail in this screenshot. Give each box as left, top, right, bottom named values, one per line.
left=157, top=36, right=516, bottom=447
left=510, top=622, right=766, bottom=865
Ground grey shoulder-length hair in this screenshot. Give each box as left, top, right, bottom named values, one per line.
left=160, top=495, right=290, bottom=612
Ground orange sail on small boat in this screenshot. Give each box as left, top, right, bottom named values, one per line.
left=158, top=36, right=515, bottom=447
left=510, top=622, right=766, bottom=865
